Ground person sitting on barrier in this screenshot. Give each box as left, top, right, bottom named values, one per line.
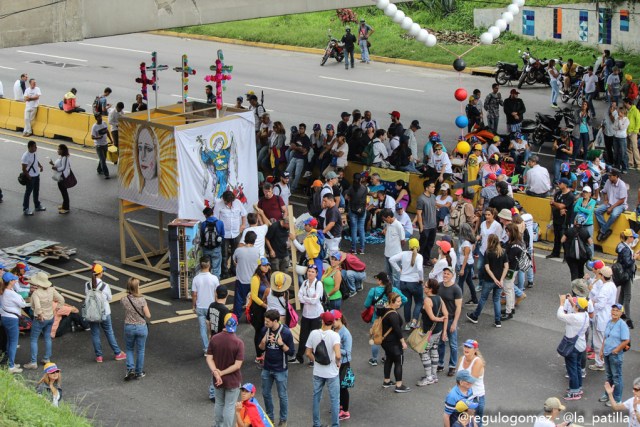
left=507, top=133, right=529, bottom=175
left=61, top=88, right=85, bottom=113
left=524, top=155, right=551, bottom=198
left=595, top=169, right=628, bottom=242
left=131, top=94, right=147, bottom=113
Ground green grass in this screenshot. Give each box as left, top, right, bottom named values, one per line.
left=0, top=370, right=92, bottom=427
left=173, top=1, right=640, bottom=77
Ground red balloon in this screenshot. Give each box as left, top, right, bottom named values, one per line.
left=454, top=88, right=468, bottom=102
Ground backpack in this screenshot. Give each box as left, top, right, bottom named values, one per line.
left=566, top=231, right=588, bottom=261
left=370, top=310, right=393, bottom=345
left=307, top=190, right=323, bottom=217
left=313, top=333, right=332, bottom=365
left=92, top=96, right=103, bottom=115
left=628, top=82, right=638, bottom=101
left=361, top=141, right=375, bottom=166
left=82, top=282, right=107, bottom=322
left=202, top=220, right=222, bottom=249
left=513, top=243, right=532, bottom=272
left=449, top=202, right=470, bottom=233
left=312, top=230, right=327, bottom=260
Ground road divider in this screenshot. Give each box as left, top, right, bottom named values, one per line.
left=44, top=107, right=90, bottom=145
left=5, top=100, right=25, bottom=132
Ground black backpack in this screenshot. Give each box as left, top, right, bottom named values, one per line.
left=202, top=220, right=222, bottom=249
left=307, top=190, right=323, bottom=217
left=314, top=335, right=331, bottom=365
left=92, top=96, right=103, bottom=115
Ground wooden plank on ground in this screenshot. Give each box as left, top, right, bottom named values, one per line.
left=57, top=291, right=82, bottom=302
left=41, top=263, right=92, bottom=282
left=176, top=309, right=193, bottom=315
left=47, top=267, right=91, bottom=279
left=54, top=287, right=85, bottom=299
left=74, top=258, right=119, bottom=281
left=139, top=282, right=170, bottom=294
left=150, top=313, right=197, bottom=324
left=93, top=260, right=151, bottom=282
left=140, top=278, right=169, bottom=288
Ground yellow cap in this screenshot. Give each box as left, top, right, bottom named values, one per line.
left=408, top=238, right=420, bottom=250
left=625, top=74, right=633, bottom=81
left=92, top=263, right=104, bottom=275
left=493, top=135, right=501, bottom=142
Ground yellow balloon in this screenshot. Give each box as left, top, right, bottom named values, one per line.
left=457, top=141, right=471, bottom=155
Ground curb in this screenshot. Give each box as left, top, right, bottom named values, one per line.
left=149, top=30, right=493, bottom=76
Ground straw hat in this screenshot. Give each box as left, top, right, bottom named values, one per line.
left=270, top=272, right=292, bottom=292
left=29, top=272, right=52, bottom=288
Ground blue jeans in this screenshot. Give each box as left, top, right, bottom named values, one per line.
left=613, top=136, right=629, bottom=171
left=458, top=265, right=477, bottom=303
left=312, top=375, right=340, bottom=427
left=286, top=157, right=305, bottom=191
left=30, top=317, right=54, bottom=363
left=475, top=395, right=486, bottom=427
left=371, top=344, right=380, bottom=361
left=96, top=145, right=109, bottom=177
left=584, top=224, right=594, bottom=258
left=574, top=132, right=589, bottom=163
left=348, top=211, right=366, bottom=252
left=214, top=387, right=240, bottom=427
left=262, top=369, right=289, bottom=423
left=595, top=204, right=625, bottom=236
left=437, top=319, right=458, bottom=369
left=124, top=323, right=148, bottom=374
left=400, top=281, right=423, bottom=323
left=437, top=207, right=450, bottom=223
left=385, top=257, right=399, bottom=288
left=473, top=281, right=502, bottom=323
left=487, top=116, right=499, bottom=134
left=359, top=39, right=369, bottom=62
left=605, top=352, right=624, bottom=402
left=2, top=316, right=19, bottom=368
left=196, top=307, right=210, bottom=352
left=553, top=159, right=565, bottom=184
left=23, top=175, right=41, bottom=211
left=342, top=270, right=366, bottom=293
left=89, top=315, right=122, bottom=357
left=202, top=247, right=222, bottom=278
left=550, top=80, right=559, bottom=105
left=257, top=145, right=269, bottom=170
left=585, top=92, right=596, bottom=117
left=233, top=281, right=251, bottom=319
left=565, top=348, right=583, bottom=393
left=399, top=163, right=420, bottom=173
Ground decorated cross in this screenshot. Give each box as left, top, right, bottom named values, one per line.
left=204, top=49, right=233, bottom=111
left=144, top=51, right=168, bottom=114
left=173, top=54, right=196, bottom=110
left=135, top=62, right=155, bottom=102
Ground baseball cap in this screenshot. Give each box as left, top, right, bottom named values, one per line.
left=236, top=96, right=243, bottom=102
left=560, top=162, right=570, bottom=173
left=623, top=229, right=639, bottom=238
left=442, top=266, right=454, bottom=274
left=258, top=257, right=271, bottom=266
left=326, top=124, right=334, bottom=131
left=320, top=311, right=335, bottom=325
left=473, top=143, right=483, bottom=151
left=612, top=303, right=624, bottom=311
left=341, top=111, right=351, bottom=118
left=440, top=183, right=450, bottom=192
left=224, top=313, right=238, bottom=333
left=325, top=171, right=338, bottom=180
left=559, top=177, right=571, bottom=186
left=486, top=173, right=497, bottom=181
left=544, top=397, right=566, bottom=411
left=455, top=189, right=464, bottom=196
left=246, top=90, right=255, bottom=96
left=436, top=240, right=452, bottom=254
left=43, top=363, right=60, bottom=374
left=463, top=339, right=479, bottom=349
left=92, top=263, right=103, bottom=275
left=16, top=262, right=29, bottom=271
left=241, top=383, right=256, bottom=393
left=389, top=111, right=400, bottom=119
left=282, top=171, right=291, bottom=178
left=331, top=251, right=342, bottom=261
left=312, top=180, right=323, bottom=187
left=576, top=297, right=589, bottom=310
left=304, top=217, right=318, bottom=227
left=411, top=119, right=421, bottom=129
left=395, top=203, right=404, bottom=211
left=455, top=399, right=479, bottom=412
left=582, top=185, right=592, bottom=193
left=600, top=266, right=613, bottom=278
left=313, top=123, right=321, bottom=131
left=510, top=89, right=520, bottom=95
left=408, top=238, right=420, bottom=250
left=330, top=309, right=343, bottom=320
left=468, top=95, right=475, bottom=102
left=455, top=370, right=477, bottom=384
left=587, top=259, right=605, bottom=271
left=2, top=272, right=18, bottom=282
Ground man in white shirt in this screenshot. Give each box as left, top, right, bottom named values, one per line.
left=108, top=102, right=124, bottom=148
left=13, top=73, right=27, bottom=101
left=21, top=140, right=45, bottom=215
left=395, top=203, right=413, bottom=239
left=231, top=231, right=260, bottom=318
left=191, top=257, right=220, bottom=354
left=581, top=66, right=599, bottom=118
left=533, top=397, right=570, bottom=427
left=588, top=265, right=617, bottom=371
left=524, top=155, right=551, bottom=197
left=214, top=190, right=248, bottom=278
left=305, top=311, right=341, bottom=427
left=23, top=79, right=41, bottom=136
left=91, top=114, right=114, bottom=179
left=239, top=213, right=268, bottom=257
left=382, top=208, right=406, bottom=287
left=273, top=172, right=291, bottom=206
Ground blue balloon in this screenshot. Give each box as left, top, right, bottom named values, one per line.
left=455, top=115, right=469, bottom=129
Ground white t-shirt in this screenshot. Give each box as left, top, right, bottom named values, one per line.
left=525, top=165, right=551, bottom=194
left=436, top=195, right=453, bottom=208
left=306, top=329, right=341, bottom=378
left=430, top=152, right=452, bottom=173
left=13, top=79, right=23, bottom=100
left=24, top=86, right=41, bottom=109
left=583, top=73, right=599, bottom=94
left=54, top=156, right=71, bottom=178
left=480, top=220, right=503, bottom=254
left=623, top=397, right=640, bottom=427
left=273, top=182, right=291, bottom=206
left=384, top=219, right=405, bottom=257
left=395, top=211, right=413, bottom=236
left=240, top=224, right=269, bottom=257
left=91, top=123, right=109, bottom=146
left=372, top=139, right=388, bottom=163
left=21, top=151, right=40, bottom=177
left=389, top=136, right=400, bottom=151
left=382, top=195, right=396, bottom=210
left=191, top=272, right=219, bottom=309
left=267, top=293, right=287, bottom=316
left=458, top=240, right=475, bottom=266
left=532, top=416, right=556, bottom=427
left=333, top=142, right=349, bottom=168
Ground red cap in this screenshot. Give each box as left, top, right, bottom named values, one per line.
left=486, top=173, right=497, bottom=181
left=455, top=189, right=464, bottom=196
left=577, top=164, right=588, bottom=170
left=304, top=218, right=318, bottom=228
left=320, top=311, right=335, bottom=324
left=389, top=111, right=400, bottom=119
left=436, top=240, right=452, bottom=254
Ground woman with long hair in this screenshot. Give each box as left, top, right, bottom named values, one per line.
left=504, top=223, right=524, bottom=321
left=250, top=258, right=272, bottom=364
left=476, top=208, right=502, bottom=290
left=37, top=363, right=62, bottom=406
left=381, top=292, right=410, bottom=393
left=615, top=229, right=640, bottom=325
left=548, top=58, right=560, bottom=108
left=574, top=186, right=596, bottom=256
left=575, top=100, right=591, bottom=164
left=49, top=144, right=71, bottom=214
left=466, top=234, right=508, bottom=328
left=291, top=264, right=323, bottom=365
left=363, top=272, right=407, bottom=366
left=0, top=272, right=27, bottom=373
left=395, top=180, right=410, bottom=211
left=322, top=253, right=344, bottom=310
left=429, top=240, right=453, bottom=283
left=457, top=340, right=486, bottom=423
left=389, top=238, right=424, bottom=330
left=121, top=277, right=151, bottom=380
left=332, top=310, right=353, bottom=420
left=416, top=279, right=448, bottom=387
left=458, top=223, right=478, bottom=305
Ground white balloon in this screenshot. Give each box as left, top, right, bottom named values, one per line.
left=392, top=10, right=406, bottom=24
left=416, top=28, right=429, bottom=42
left=480, top=32, right=494, bottom=45
left=502, top=11, right=514, bottom=24
left=425, top=34, right=437, bottom=47
left=408, top=23, right=421, bottom=37
left=488, top=26, right=501, bottom=39
left=376, top=0, right=390, bottom=10
left=513, top=0, right=525, bottom=7
left=400, top=16, right=414, bottom=30
left=507, top=4, right=519, bottom=15
left=495, top=18, right=507, bottom=32
left=384, top=3, right=397, bottom=17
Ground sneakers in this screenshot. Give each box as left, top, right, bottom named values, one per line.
left=404, top=321, right=416, bottom=331
left=277, top=421, right=287, bottom=427
left=546, top=253, right=560, bottom=259
left=500, top=312, right=513, bottom=321
left=348, top=291, right=357, bottom=298
left=447, top=368, right=456, bottom=377
left=563, top=392, right=582, bottom=401
left=23, top=209, right=34, bottom=216
left=416, top=376, right=436, bottom=387
left=355, top=285, right=363, bottom=292
left=551, top=103, right=559, bottom=109
left=494, top=321, right=502, bottom=328
left=394, top=385, right=411, bottom=393
left=464, top=300, right=477, bottom=306
left=58, top=209, right=70, bottom=214
left=124, top=370, right=136, bottom=381
left=466, top=313, right=478, bottom=324
left=96, top=356, right=104, bottom=363
left=589, top=364, right=605, bottom=371
left=303, top=171, right=312, bottom=178
left=582, top=368, right=586, bottom=378
left=288, top=357, right=302, bottom=364
left=358, top=249, right=365, bottom=255
left=35, top=206, right=46, bottom=212
left=598, top=394, right=610, bottom=402
left=23, top=362, right=38, bottom=370
left=526, top=281, right=534, bottom=289
left=115, top=352, right=127, bottom=361
left=338, top=411, right=351, bottom=420
left=368, top=358, right=378, bottom=366
left=436, top=366, right=445, bottom=372
left=382, top=381, right=393, bottom=388
left=135, top=372, right=146, bottom=379
left=8, top=366, right=23, bottom=374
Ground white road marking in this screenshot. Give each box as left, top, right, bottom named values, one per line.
left=245, top=84, right=349, bottom=101
left=0, top=65, right=16, bottom=70
left=16, top=50, right=88, bottom=62
left=170, top=95, right=275, bottom=112
left=3, top=138, right=96, bottom=161
left=77, top=42, right=150, bottom=54
left=318, top=75, right=425, bottom=92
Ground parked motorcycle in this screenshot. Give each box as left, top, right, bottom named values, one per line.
left=560, top=65, right=587, bottom=106
left=517, top=49, right=550, bottom=89
left=320, top=31, right=344, bottom=66
left=494, top=61, right=521, bottom=86
left=528, top=108, right=575, bottom=147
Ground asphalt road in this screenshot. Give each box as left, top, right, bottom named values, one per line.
left=0, top=34, right=639, bottom=427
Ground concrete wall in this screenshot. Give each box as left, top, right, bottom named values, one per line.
left=0, top=0, right=411, bottom=48
left=474, top=1, right=640, bottom=52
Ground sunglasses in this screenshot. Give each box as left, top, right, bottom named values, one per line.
left=634, top=388, right=640, bottom=392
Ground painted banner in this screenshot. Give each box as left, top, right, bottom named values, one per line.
left=175, top=111, right=257, bottom=219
